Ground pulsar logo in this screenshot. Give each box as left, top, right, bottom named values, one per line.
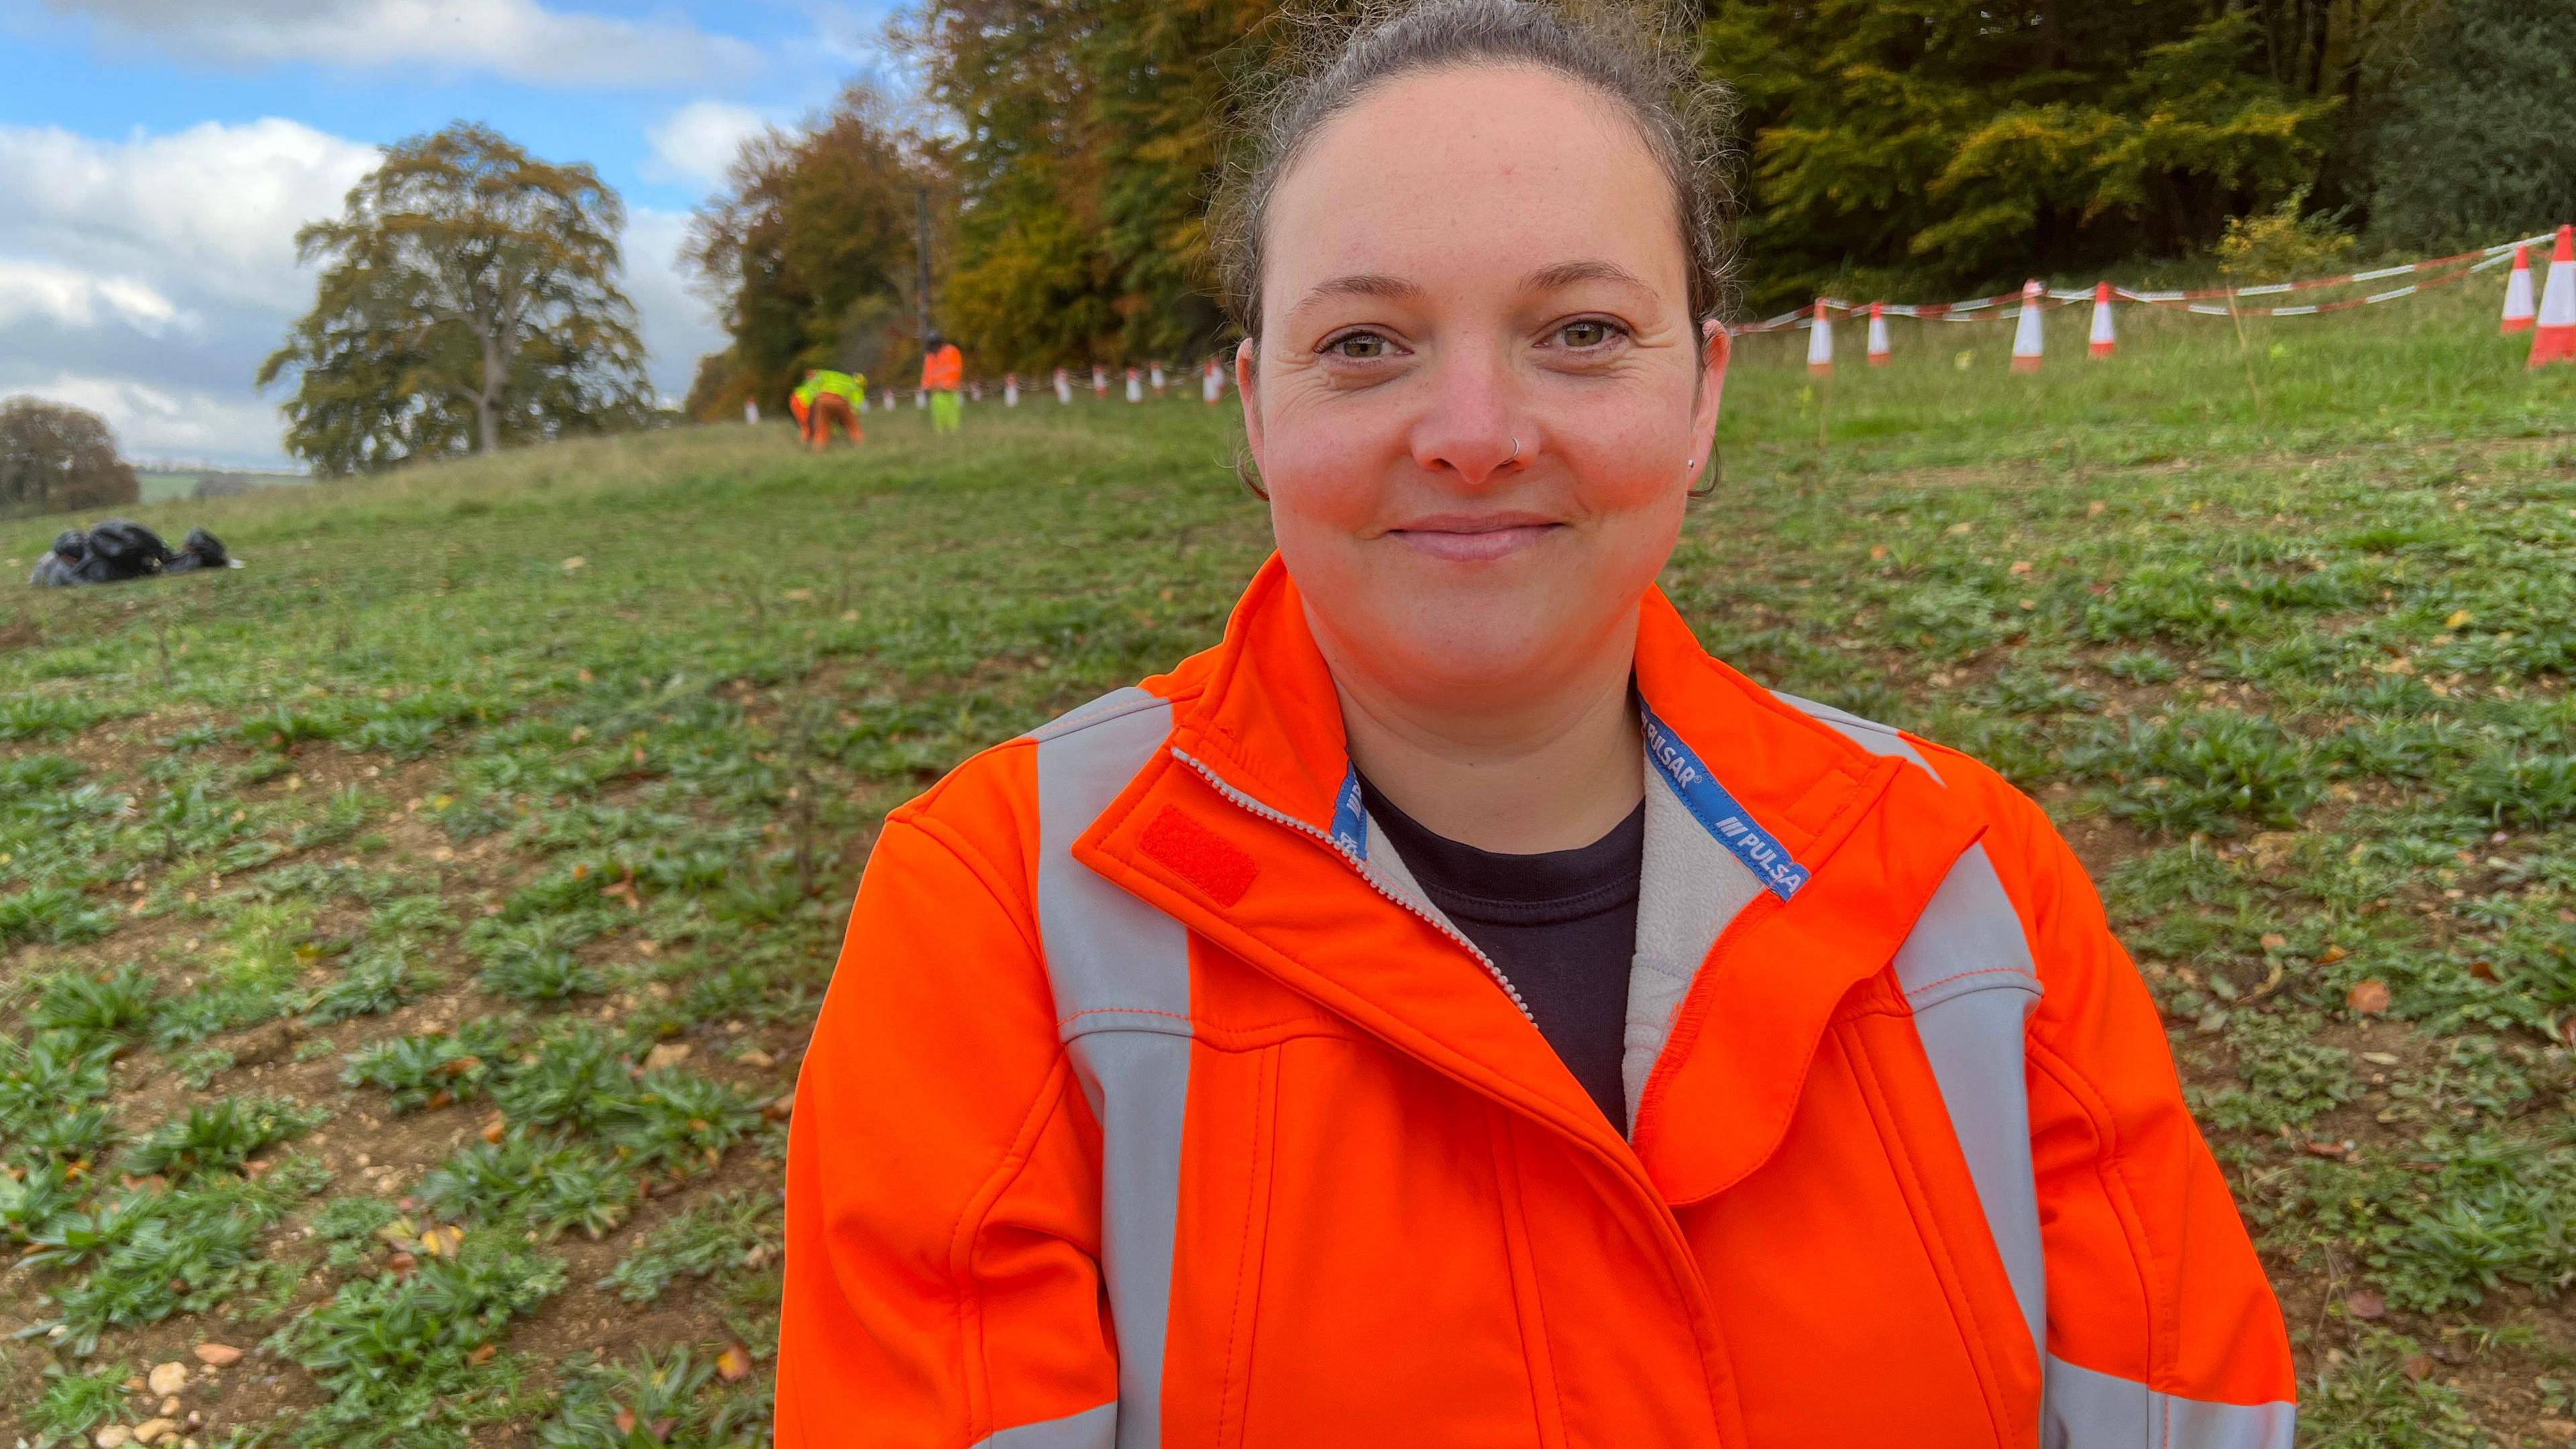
left=1646, top=722, right=1701, bottom=788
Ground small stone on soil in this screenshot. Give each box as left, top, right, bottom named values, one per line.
left=148, top=1360, right=189, bottom=1395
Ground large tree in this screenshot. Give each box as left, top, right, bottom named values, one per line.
left=682, top=86, right=936, bottom=421
left=900, top=0, right=1285, bottom=374
left=258, top=121, right=653, bottom=476
left=0, top=397, right=139, bottom=520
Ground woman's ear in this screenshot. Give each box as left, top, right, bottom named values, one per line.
left=1693, top=318, right=1730, bottom=448
left=1234, top=337, right=1264, bottom=456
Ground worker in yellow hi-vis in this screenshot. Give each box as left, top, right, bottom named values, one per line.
left=792, top=369, right=865, bottom=451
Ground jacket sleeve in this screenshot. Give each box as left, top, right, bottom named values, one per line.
left=2000, top=797, right=2299, bottom=1445
left=777, top=802, right=1114, bottom=1447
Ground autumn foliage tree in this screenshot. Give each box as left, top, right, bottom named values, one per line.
left=259, top=122, right=654, bottom=476
left=681, top=86, right=936, bottom=421
left=0, top=397, right=139, bottom=519
left=900, top=0, right=1296, bottom=374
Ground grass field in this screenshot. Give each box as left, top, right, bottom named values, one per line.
left=2, top=283, right=2574, bottom=1446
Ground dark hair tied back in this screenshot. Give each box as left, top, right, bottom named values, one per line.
left=1213, top=0, right=1737, bottom=344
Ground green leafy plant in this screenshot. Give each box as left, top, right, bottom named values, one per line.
left=121, top=1095, right=327, bottom=1181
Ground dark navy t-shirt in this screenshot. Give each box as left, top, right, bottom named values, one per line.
left=1359, top=778, right=1645, bottom=1133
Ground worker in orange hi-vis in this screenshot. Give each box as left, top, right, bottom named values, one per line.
left=920, top=333, right=965, bottom=435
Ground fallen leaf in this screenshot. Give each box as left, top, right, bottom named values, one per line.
left=1868, top=545, right=1888, bottom=561
left=2008, top=559, right=2033, bottom=575
left=387, top=1250, right=418, bottom=1275
left=2316, top=945, right=2347, bottom=965
left=614, top=1407, right=637, bottom=1435
left=2445, top=609, right=2472, bottom=629
left=2086, top=500, right=2107, bottom=516
left=2402, top=1353, right=2434, bottom=1381
left=561, top=556, right=586, bottom=572
left=481, top=1116, right=506, bottom=1146
left=419, top=1224, right=464, bottom=1258
left=192, top=1343, right=243, bottom=1366
left=642, top=1042, right=692, bottom=1071
left=2345, top=1288, right=2386, bottom=1320
left=2346, top=979, right=2391, bottom=1016
left=2469, top=959, right=2498, bottom=982
left=716, top=1343, right=753, bottom=1382
left=2259, top=932, right=2288, bottom=952
left=761, top=1093, right=794, bottom=1122
left=466, top=1342, right=496, bottom=1365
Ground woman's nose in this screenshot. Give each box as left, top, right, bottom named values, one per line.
left=1407, top=346, right=1523, bottom=487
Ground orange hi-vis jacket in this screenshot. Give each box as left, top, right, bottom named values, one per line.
left=780, top=555, right=2297, bottom=1448
left=922, top=343, right=964, bottom=392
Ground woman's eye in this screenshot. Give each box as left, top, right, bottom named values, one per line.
left=1328, top=331, right=1391, bottom=360
left=1556, top=320, right=1619, bottom=348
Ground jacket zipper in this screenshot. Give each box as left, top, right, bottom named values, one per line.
left=1169, top=747, right=1537, bottom=1026
left=1171, top=744, right=1737, bottom=1438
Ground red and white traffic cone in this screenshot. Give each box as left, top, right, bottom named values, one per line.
left=1202, top=358, right=1222, bottom=405
left=1149, top=362, right=1165, bottom=393
left=2533, top=226, right=2576, bottom=367
left=1124, top=367, right=1142, bottom=402
left=2088, top=281, right=2116, bottom=358
left=1805, top=299, right=1835, bottom=376
left=2010, top=280, right=2045, bottom=373
left=2501, top=246, right=2536, bottom=333
left=1866, top=302, right=1891, bottom=366
left=1004, top=372, right=1020, bottom=407
left=1053, top=367, right=1072, bottom=404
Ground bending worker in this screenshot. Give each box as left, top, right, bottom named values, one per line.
left=920, top=333, right=963, bottom=435
left=790, top=368, right=864, bottom=451
left=776, top=2, right=2296, bottom=1445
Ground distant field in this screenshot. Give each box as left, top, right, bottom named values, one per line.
left=3, top=283, right=2573, bottom=1446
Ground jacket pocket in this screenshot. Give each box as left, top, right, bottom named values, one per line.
left=1162, top=1039, right=1279, bottom=1448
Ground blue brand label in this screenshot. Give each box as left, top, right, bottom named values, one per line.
left=1330, top=764, right=1369, bottom=861
left=1640, top=704, right=1810, bottom=900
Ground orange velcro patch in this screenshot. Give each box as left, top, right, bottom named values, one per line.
left=1139, top=805, right=1260, bottom=906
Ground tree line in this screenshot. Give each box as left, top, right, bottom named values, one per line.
left=685, top=0, right=2574, bottom=421
left=242, top=0, right=2575, bottom=469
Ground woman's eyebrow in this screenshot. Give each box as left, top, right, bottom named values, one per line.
left=1289, top=272, right=1424, bottom=312
left=1523, top=258, right=1652, bottom=292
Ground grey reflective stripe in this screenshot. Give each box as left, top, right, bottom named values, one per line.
left=2043, top=1356, right=2296, bottom=1449
left=1623, top=757, right=1762, bottom=1132
left=979, top=1401, right=1118, bottom=1449
left=1773, top=689, right=1946, bottom=784
left=1892, top=844, right=2047, bottom=1360
left=1032, top=688, right=1189, bottom=1449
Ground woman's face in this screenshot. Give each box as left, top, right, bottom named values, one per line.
left=1242, top=64, right=1726, bottom=708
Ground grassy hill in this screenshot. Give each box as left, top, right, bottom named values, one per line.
left=3, top=287, right=2574, bottom=1446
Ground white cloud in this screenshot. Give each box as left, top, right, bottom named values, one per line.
left=0, top=121, right=730, bottom=465
left=623, top=207, right=727, bottom=403
left=0, top=119, right=380, bottom=312
left=17, top=373, right=293, bottom=468
left=48, top=0, right=761, bottom=87
left=0, top=260, right=189, bottom=335
left=647, top=100, right=766, bottom=189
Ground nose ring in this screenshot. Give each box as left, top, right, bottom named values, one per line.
left=1508, top=435, right=1521, bottom=463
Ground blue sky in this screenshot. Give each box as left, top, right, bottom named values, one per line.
left=0, top=0, right=906, bottom=468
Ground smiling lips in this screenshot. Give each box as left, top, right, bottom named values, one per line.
left=1387, top=514, right=1564, bottom=561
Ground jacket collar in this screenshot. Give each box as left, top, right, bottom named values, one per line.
left=1078, top=554, right=1984, bottom=1202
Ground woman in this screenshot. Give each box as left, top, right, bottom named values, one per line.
left=777, top=3, right=2296, bottom=1445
